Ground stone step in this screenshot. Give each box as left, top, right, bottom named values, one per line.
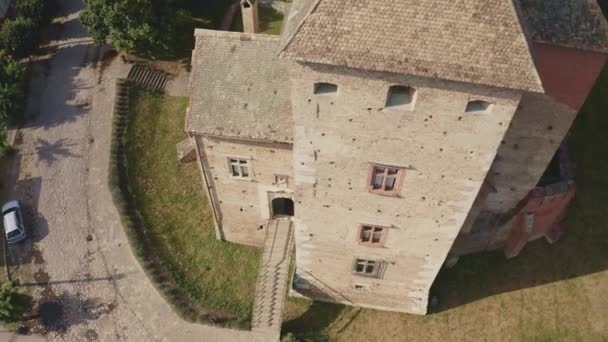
left=127, top=64, right=169, bottom=92
left=251, top=219, right=294, bottom=334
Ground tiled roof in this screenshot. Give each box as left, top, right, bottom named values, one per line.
left=187, top=29, right=293, bottom=143
left=279, top=0, right=544, bottom=92
left=518, top=0, right=608, bottom=53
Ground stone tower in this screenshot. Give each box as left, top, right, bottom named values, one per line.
left=240, top=0, right=260, bottom=34
left=187, top=0, right=608, bottom=316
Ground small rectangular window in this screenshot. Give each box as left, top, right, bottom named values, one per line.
left=353, top=284, right=370, bottom=291
left=352, top=258, right=383, bottom=278
left=358, top=225, right=388, bottom=246
left=386, top=85, right=416, bottom=110
left=228, top=157, right=252, bottom=179
left=314, top=82, right=338, bottom=95
left=465, top=100, right=493, bottom=114
left=274, top=174, right=288, bottom=187
left=368, top=163, right=404, bottom=196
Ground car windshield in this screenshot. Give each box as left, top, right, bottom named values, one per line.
left=7, top=230, right=21, bottom=239
left=3, top=208, right=15, bottom=215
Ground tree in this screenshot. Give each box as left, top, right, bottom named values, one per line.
left=0, top=51, right=26, bottom=153
left=14, top=0, right=50, bottom=25
left=0, top=17, right=36, bottom=59
left=81, top=0, right=188, bottom=58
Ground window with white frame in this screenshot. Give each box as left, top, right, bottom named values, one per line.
left=228, top=157, right=251, bottom=179
left=352, top=258, right=383, bottom=278
left=368, top=163, right=404, bottom=196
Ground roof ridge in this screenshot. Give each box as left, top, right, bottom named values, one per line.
left=194, top=28, right=281, bottom=42
left=278, top=0, right=323, bottom=57
left=278, top=0, right=545, bottom=92
left=507, top=0, right=545, bottom=92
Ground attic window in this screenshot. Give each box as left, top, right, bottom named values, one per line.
left=465, top=100, right=493, bottom=114
left=314, top=82, right=338, bottom=95
left=385, top=85, right=416, bottom=110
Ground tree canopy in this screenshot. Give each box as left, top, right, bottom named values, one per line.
left=0, top=51, right=26, bottom=153
left=81, top=0, right=188, bottom=58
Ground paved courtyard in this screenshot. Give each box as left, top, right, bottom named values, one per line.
left=0, top=0, right=270, bottom=341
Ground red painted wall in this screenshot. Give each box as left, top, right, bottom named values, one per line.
left=533, top=42, right=607, bottom=111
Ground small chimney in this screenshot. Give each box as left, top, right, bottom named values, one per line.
left=240, top=0, right=260, bottom=33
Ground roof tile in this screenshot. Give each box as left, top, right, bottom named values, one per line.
left=279, top=0, right=544, bottom=92
left=187, top=29, right=293, bottom=143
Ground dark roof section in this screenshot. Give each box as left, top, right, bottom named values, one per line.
left=518, top=0, right=608, bottom=53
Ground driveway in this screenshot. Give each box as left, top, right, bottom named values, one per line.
left=1, top=0, right=269, bottom=341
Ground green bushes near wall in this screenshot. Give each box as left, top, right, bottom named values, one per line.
left=0, top=0, right=52, bottom=59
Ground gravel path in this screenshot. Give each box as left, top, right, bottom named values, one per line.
left=1, top=0, right=271, bottom=341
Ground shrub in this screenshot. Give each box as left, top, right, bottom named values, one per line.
left=0, top=17, right=36, bottom=59
left=0, top=282, right=29, bottom=323
left=14, top=0, right=49, bottom=25
left=0, top=50, right=26, bottom=153
left=81, top=0, right=190, bottom=58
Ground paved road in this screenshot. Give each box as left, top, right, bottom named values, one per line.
left=1, top=0, right=270, bottom=341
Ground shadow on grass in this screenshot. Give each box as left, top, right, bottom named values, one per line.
left=282, top=300, right=344, bottom=340
left=167, top=0, right=237, bottom=59
left=231, top=5, right=284, bottom=35
left=429, top=66, right=608, bottom=313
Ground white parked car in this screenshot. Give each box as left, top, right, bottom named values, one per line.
left=2, top=201, right=27, bottom=244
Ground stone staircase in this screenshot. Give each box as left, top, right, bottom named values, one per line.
left=251, top=219, right=294, bottom=338
left=127, top=64, right=169, bottom=92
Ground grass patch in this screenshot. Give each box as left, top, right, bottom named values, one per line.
left=124, top=89, right=260, bottom=320
left=231, top=6, right=284, bottom=35
left=282, top=68, right=608, bottom=340
left=141, top=1, right=285, bottom=59
left=170, top=0, right=238, bottom=58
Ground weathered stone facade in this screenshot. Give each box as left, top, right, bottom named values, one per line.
left=195, top=135, right=293, bottom=246
left=288, top=63, right=521, bottom=313
left=186, top=0, right=608, bottom=315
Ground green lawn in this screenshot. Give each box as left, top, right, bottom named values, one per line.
left=122, top=70, right=608, bottom=338
left=282, top=69, right=608, bottom=340
left=166, top=2, right=285, bottom=58
left=125, top=90, right=260, bottom=319
left=231, top=6, right=284, bottom=35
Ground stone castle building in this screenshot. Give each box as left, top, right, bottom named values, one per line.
left=186, top=0, right=608, bottom=315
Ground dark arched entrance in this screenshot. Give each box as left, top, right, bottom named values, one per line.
left=272, top=197, right=294, bottom=217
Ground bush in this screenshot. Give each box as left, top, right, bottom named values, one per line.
left=81, top=0, right=190, bottom=58
left=0, top=282, right=29, bottom=323
left=0, top=50, right=26, bottom=152
left=14, top=0, right=49, bottom=25
left=0, top=17, right=36, bottom=59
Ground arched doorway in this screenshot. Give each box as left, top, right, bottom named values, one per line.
left=272, top=197, right=294, bottom=217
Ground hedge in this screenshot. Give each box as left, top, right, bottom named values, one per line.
left=0, top=0, right=53, bottom=59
